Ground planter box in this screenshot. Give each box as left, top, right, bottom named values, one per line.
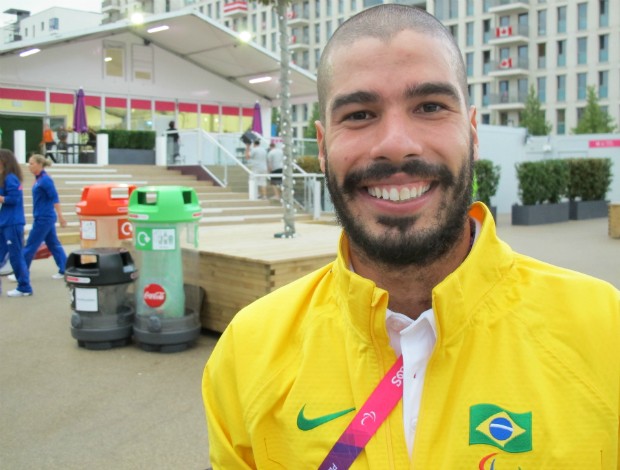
left=109, top=148, right=155, bottom=165
left=569, top=200, right=609, bottom=220
left=610, top=203, right=620, bottom=239
left=511, top=202, right=570, bottom=226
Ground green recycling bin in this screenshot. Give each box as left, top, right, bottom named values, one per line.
left=128, top=186, right=203, bottom=352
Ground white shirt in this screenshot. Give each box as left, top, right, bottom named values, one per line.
left=384, top=216, right=481, bottom=454
left=385, top=308, right=436, bottom=455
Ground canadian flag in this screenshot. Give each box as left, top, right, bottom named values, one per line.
left=495, top=26, right=513, bottom=37
left=499, top=58, right=513, bottom=69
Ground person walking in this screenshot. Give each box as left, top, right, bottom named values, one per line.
left=0, top=149, right=32, bottom=297
left=203, top=5, right=620, bottom=469
left=8, top=154, right=67, bottom=281
left=246, top=140, right=268, bottom=199
left=40, top=124, right=56, bottom=163
left=267, top=142, right=284, bottom=200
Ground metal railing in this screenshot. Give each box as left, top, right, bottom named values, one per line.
left=164, top=129, right=329, bottom=218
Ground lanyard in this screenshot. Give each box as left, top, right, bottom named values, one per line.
left=318, top=356, right=404, bottom=470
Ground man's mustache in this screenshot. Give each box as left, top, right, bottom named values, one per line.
left=341, top=158, right=455, bottom=195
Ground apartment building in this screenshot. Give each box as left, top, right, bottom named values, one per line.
left=100, top=1, right=620, bottom=137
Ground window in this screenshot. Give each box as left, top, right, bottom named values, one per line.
left=483, top=19, right=491, bottom=43
left=481, top=114, right=490, bottom=124
left=315, top=0, right=320, bottom=18
left=537, top=77, right=546, bottom=103
left=483, top=50, right=491, bottom=74
left=449, top=25, right=458, bottom=41
left=599, top=0, right=609, bottom=27
left=499, top=80, right=509, bottom=103
left=557, top=40, right=566, bottom=67
left=599, top=34, right=609, bottom=62
left=577, top=3, right=588, bottom=30
left=467, top=0, right=474, bottom=16
left=537, top=9, right=546, bottom=35
left=41, top=21, right=44, bottom=31
left=315, top=24, right=320, bottom=42
left=466, top=52, right=474, bottom=77
left=482, top=83, right=489, bottom=107
left=557, top=6, right=566, bottom=33
left=466, top=22, right=474, bottom=47
left=557, top=75, right=566, bottom=102
left=518, top=79, right=528, bottom=101
left=104, top=42, right=125, bottom=79
left=338, top=0, right=344, bottom=14
left=449, top=0, right=459, bottom=19
left=576, top=107, right=585, bottom=122
left=537, top=43, right=546, bottom=68
left=468, top=84, right=474, bottom=103
left=598, top=71, right=608, bottom=98
left=49, top=17, right=59, bottom=31
left=577, top=37, right=587, bottom=65
left=363, top=0, right=381, bottom=7
left=483, top=0, right=491, bottom=13
left=351, top=0, right=356, bottom=9
left=557, top=109, right=566, bottom=134
left=577, top=73, right=587, bottom=100
left=132, top=44, right=153, bottom=82
left=518, top=45, right=528, bottom=67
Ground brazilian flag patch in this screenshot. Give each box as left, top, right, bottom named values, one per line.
left=469, top=404, right=532, bottom=453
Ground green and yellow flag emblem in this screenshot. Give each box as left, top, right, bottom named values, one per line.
left=469, top=404, right=532, bottom=453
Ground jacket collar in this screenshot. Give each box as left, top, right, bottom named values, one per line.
left=331, top=202, right=515, bottom=345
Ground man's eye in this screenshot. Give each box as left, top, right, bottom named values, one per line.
left=419, top=103, right=443, bottom=113
left=345, top=111, right=371, bottom=121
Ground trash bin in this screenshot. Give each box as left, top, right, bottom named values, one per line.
left=76, top=184, right=137, bottom=249
left=128, top=186, right=202, bottom=353
left=67, top=248, right=138, bottom=350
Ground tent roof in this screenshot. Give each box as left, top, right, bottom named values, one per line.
left=0, top=11, right=317, bottom=103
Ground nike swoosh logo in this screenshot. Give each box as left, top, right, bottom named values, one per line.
left=296, top=404, right=356, bottom=431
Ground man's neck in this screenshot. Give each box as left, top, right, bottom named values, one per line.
left=349, top=222, right=474, bottom=320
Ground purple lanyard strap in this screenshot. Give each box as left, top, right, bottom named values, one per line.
left=318, top=356, right=404, bottom=470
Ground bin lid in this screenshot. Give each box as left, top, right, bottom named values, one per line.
left=65, top=247, right=138, bottom=286
left=128, top=186, right=202, bottom=223
left=75, top=184, right=137, bottom=216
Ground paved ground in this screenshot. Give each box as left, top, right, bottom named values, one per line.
left=0, top=217, right=618, bottom=470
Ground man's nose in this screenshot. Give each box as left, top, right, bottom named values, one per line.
left=368, top=110, right=423, bottom=163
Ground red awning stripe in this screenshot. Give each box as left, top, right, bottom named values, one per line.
left=50, top=92, right=74, bottom=104
left=131, top=99, right=151, bottom=110
left=0, top=87, right=45, bottom=101
left=201, top=104, right=219, bottom=114
left=242, top=107, right=254, bottom=117
left=156, top=101, right=175, bottom=112
left=178, top=102, right=197, bottom=113
left=106, top=97, right=127, bottom=108
left=222, top=106, right=239, bottom=116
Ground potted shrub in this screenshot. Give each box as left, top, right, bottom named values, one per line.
left=99, top=129, right=157, bottom=164
left=566, top=158, right=612, bottom=220
left=474, top=159, right=500, bottom=219
left=512, top=159, right=570, bottom=225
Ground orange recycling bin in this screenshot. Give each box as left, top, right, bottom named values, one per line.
left=75, top=184, right=137, bottom=248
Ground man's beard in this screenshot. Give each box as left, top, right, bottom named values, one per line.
left=324, top=143, right=474, bottom=267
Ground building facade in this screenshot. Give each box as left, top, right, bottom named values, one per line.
left=5, top=0, right=620, bottom=139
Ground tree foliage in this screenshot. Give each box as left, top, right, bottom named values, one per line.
left=304, top=102, right=320, bottom=139
left=519, top=86, right=552, bottom=136
left=572, top=85, right=617, bottom=134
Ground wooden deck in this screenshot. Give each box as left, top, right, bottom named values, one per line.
left=183, top=221, right=341, bottom=332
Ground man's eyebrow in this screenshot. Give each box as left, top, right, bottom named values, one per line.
left=404, top=82, right=462, bottom=102
left=329, top=91, right=380, bottom=115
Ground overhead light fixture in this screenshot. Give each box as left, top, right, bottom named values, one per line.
left=249, top=76, right=272, bottom=84
left=147, top=25, right=169, bottom=34
left=19, top=48, right=40, bottom=57
left=104, top=57, right=112, bottom=62
left=130, top=12, right=145, bottom=24
left=239, top=31, right=252, bottom=42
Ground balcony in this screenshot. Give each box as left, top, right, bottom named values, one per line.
left=488, top=56, right=529, bottom=77
left=488, top=91, right=528, bottom=110
left=287, top=10, right=310, bottom=27
left=488, top=0, right=530, bottom=14
left=102, top=0, right=120, bottom=11
left=488, top=24, right=529, bottom=45
left=289, top=34, right=310, bottom=51
left=223, top=1, right=248, bottom=19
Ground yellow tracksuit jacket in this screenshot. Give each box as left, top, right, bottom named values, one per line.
left=203, top=203, right=620, bottom=469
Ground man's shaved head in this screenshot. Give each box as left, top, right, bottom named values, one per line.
left=317, top=4, right=468, bottom=123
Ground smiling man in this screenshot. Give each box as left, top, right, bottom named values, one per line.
left=203, top=5, right=620, bottom=469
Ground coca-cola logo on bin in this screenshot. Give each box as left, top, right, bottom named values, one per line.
left=143, top=283, right=166, bottom=308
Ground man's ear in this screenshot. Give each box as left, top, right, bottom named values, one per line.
left=316, top=120, right=326, bottom=173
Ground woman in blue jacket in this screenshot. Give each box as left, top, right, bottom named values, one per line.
left=0, top=149, right=32, bottom=297
left=21, top=154, right=67, bottom=278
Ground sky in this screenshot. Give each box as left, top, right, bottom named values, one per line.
left=0, top=0, right=102, bottom=25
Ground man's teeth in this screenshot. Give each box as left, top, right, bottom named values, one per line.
left=368, top=184, right=431, bottom=202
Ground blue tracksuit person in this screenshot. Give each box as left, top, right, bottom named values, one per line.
left=0, top=149, right=32, bottom=297
left=22, top=154, right=67, bottom=278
